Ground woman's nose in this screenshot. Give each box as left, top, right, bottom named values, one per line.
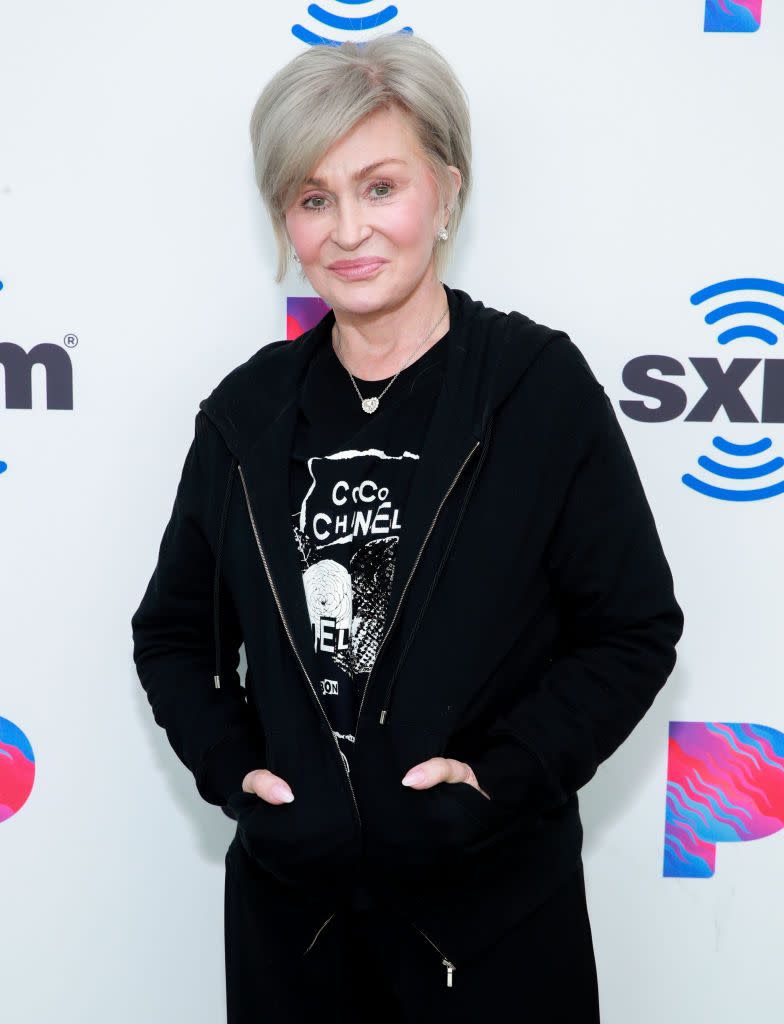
left=330, top=201, right=372, bottom=252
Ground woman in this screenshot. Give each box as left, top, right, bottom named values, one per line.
left=131, top=33, right=684, bottom=1023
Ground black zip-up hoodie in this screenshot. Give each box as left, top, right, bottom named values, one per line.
left=131, top=282, right=684, bottom=978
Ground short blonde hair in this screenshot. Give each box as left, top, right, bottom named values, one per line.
left=249, top=33, right=472, bottom=284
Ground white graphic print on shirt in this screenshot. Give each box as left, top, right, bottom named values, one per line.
left=291, top=445, right=419, bottom=775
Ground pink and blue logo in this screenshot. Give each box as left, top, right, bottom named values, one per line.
left=704, top=0, right=762, bottom=32
left=0, top=717, right=35, bottom=823
left=664, top=721, right=784, bottom=877
left=287, top=295, right=332, bottom=340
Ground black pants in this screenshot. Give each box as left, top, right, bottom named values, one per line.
left=225, top=844, right=601, bottom=1022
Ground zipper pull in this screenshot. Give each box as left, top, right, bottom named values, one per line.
left=379, top=708, right=387, bottom=724
left=443, top=958, right=456, bottom=987
left=214, top=673, right=220, bottom=689
left=410, top=921, right=457, bottom=988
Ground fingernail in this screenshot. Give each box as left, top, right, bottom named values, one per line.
left=273, top=784, right=294, bottom=802
left=402, top=768, right=425, bottom=786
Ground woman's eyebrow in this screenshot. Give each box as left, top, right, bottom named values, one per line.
left=304, top=158, right=408, bottom=187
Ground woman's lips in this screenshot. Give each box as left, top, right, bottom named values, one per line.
left=329, top=260, right=388, bottom=280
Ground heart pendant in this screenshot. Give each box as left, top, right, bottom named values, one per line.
left=361, top=396, right=379, bottom=414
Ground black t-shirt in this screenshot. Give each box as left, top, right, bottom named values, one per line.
left=290, top=324, right=450, bottom=777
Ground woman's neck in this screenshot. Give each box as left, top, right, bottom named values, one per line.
left=330, top=280, right=450, bottom=382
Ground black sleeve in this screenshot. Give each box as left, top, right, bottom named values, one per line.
left=470, top=384, right=685, bottom=812
left=131, top=411, right=266, bottom=810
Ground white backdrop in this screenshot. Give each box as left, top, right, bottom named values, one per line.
left=1, top=2, right=782, bottom=1020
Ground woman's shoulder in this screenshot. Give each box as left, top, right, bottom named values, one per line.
left=484, top=299, right=606, bottom=412
left=201, top=336, right=297, bottom=410
left=196, top=335, right=306, bottom=457
left=463, top=286, right=603, bottom=395
left=525, top=325, right=605, bottom=400
left=211, top=337, right=290, bottom=389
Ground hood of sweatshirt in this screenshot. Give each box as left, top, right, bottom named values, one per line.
left=197, top=282, right=565, bottom=704
left=199, top=282, right=561, bottom=460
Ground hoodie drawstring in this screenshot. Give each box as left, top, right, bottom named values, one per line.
left=213, top=456, right=237, bottom=688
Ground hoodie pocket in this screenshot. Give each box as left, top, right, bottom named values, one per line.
left=360, top=726, right=518, bottom=879
left=224, top=834, right=340, bottom=980
left=427, top=726, right=520, bottom=836
left=234, top=741, right=359, bottom=888
left=438, top=778, right=517, bottom=829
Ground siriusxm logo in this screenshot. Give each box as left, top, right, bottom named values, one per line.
left=704, top=0, right=762, bottom=32
left=0, top=283, right=76, bottom=477
left=291, top=1, right=412, bottom=46
left=620, top=277, right=784, bottom=502
left=0, top=283, right=4, bottom=472
left=0, top=342, right=74, bottom=410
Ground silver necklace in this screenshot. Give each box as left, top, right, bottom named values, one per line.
left=334, top=302, right=449, bottom=414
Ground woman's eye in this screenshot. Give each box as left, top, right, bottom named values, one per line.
left=370, top=181, right=395, bottom=199
left=301, top=180, right=395, bottom=212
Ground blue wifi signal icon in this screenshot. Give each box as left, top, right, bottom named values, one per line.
left=682, top=436, right=784, bottom=501
left=690, top=277, right=784, bottom=347
left=683, top=277, right=784, bottom=501
left=292, top=2, right=412, bottom=46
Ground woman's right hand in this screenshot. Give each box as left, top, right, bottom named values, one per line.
left=241, top=768, right=295, bottom=804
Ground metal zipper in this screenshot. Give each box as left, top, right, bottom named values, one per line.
left=379, top=420, right=492, bottom=723
left=302, top=910, right=457, bottom=988
left=352, top=437, right=481, bottom=731
left=303, top=911, right=336, bottom=956
left=238, top=446, right=476, bottom=985
left=236, top=462, right=362, bottom=827
left=410, top=921, right=457, bottom=987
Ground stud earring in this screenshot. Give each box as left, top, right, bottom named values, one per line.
left=437, top=228, right=448, bottom=241
left=291, top=249, right=301, bottom=263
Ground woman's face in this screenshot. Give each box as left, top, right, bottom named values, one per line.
left=284, top=104, right=460, bottom=315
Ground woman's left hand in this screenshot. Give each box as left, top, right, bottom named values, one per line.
left=401, top=757, right=492, bottom=800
